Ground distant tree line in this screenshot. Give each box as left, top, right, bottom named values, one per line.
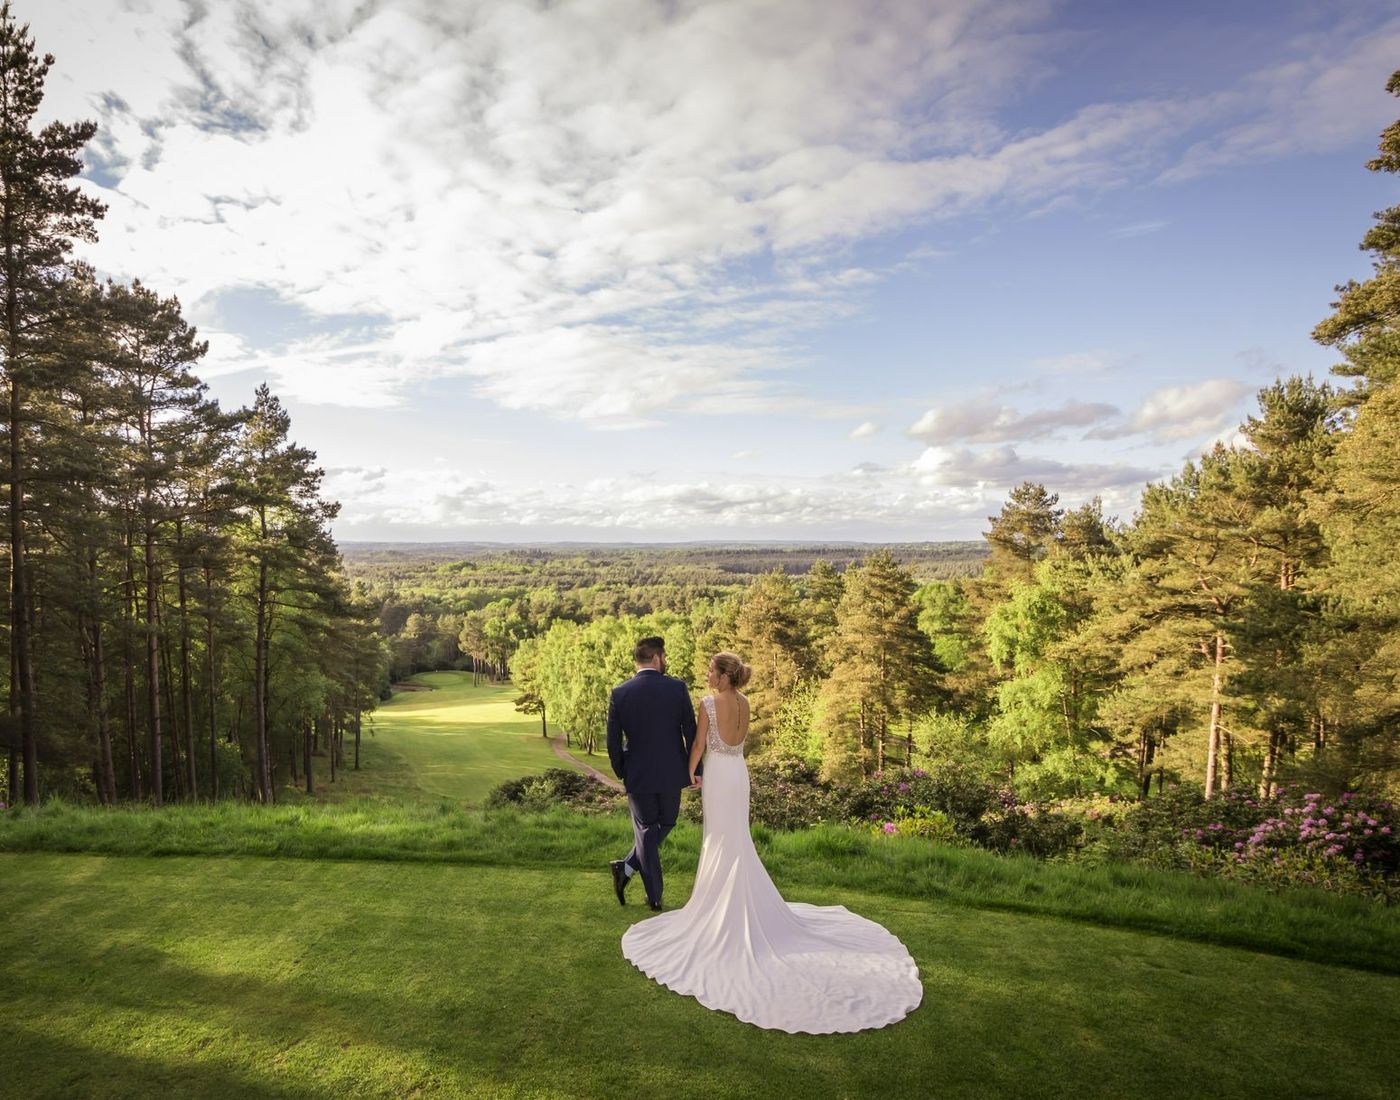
left=0, top=6, right=385, bottom=807
left=349, top=543, right=988, bottom=685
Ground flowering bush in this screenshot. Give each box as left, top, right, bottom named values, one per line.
left=1208, top=787, right=1397, bottom=876
left=1107, top=783, right=1398, bottom=899
left=974, top=793, right=1084, bottom=858
left=1176, top=843, right=1399, bottom=904
left=873, top=807, right=960, bottom=844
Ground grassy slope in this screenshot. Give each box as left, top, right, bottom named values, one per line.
left=311, top=672, right=563, bottom=805
left=5, top=672, right=1399, bottom=1097
left=3, top=802, right=1397, bottom=974
left=5, top=851, right=1399, bottom=1100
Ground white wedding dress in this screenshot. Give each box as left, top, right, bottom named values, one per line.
left=621, top=694, right=922, bottom=1033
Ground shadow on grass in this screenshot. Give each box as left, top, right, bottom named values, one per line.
left=5, top=856, right=1399, bottom=1100
left=10, top=1023, right=300, bottom=1099
left=3, top=803, right=1397, bottom=976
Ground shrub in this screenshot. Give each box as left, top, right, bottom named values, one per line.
left=842, top=762, right=996, bottom=835
left=1177, top=843, right=1399, bottom=904
left=874, top=807, right=960, bottom=844
left=485, top=769, right=624, bottom=814
left=974, top=800, right=1084, bottom=858
left=748, top=757, right=843, bottom=830
left=1109, top=783, right=1398, bottom=898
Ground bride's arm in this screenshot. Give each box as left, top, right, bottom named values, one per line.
left=738, top=693, right=750, bottom=741
left=688, top=702, right=706, bottom=787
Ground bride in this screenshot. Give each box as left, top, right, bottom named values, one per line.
left=621, top=651, right=922, bottom=1033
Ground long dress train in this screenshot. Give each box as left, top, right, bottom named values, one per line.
left=621, top=695, right=922, bottom=1033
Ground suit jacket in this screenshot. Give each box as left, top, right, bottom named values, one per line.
left=606, top=668, right=698, bottom=795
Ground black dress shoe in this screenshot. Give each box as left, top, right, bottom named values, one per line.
left=649, top=901, right=662, bottom=912
left=609, top=860, right=629, bottom=906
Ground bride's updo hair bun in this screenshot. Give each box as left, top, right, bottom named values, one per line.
left=712, top=651, right=752, bottom=689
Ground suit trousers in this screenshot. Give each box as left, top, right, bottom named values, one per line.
left=625, top=789, right=682, bottom=907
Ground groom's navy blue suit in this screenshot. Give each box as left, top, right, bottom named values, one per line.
left=607, top=667, right=698, bottom=907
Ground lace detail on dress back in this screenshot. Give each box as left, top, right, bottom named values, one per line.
left=703, top=695, right=745, bottom=756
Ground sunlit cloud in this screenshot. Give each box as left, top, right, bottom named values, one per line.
left=30, top=0, right=1393, bottom=425
left=908, top=400, right=1120, bottom=445
left=1121, top=379, right=1254, bottom=443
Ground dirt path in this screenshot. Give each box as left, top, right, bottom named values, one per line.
left=550, top=734, right=624, bottom=792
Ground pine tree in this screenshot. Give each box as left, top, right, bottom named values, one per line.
left=818, top=550, right=941, bottom=781
left=1304, top=68, right=1400, bottom=789
left=236, top=385, right=338, bottom=803
left=732, top=570, right=811, bottom=753
left=0, top=2, right=104, bottom=802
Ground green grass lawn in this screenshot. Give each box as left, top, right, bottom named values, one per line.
left=4, top=850, right=1397, bottom=1100
left=308, top=672, right=564, bottom=805
left=5, top=675, right=1399, bottom=1098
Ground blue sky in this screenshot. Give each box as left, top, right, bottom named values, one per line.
left=32, top=0, right=1400, bottom=541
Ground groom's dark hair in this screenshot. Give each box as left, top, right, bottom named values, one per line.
left=634, top=636, right=666, bottom=663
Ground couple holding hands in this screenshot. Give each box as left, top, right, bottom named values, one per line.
left=605, top=635, right=921, bottom=1034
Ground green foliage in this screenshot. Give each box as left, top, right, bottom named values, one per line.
left=747, top=756, right=845, bottom=829
left=732, top=570, right=812, bottom=751
left=758, top=677, right=823, bottom=764
left=818, top=550, right=943, bottom=782
left=872, top=808, right=960, bottom=843
left=485, top=768, right=624, bottom=814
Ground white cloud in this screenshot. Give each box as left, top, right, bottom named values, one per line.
left=325, top=461, right=997, bottom=538
left=28, top=0, right=1383, bottom=426
left=849, top=421, right=881, bottom=440
left=1118, top=379, right=1253, bottom=443
left=1162, top=17, right=1400, bottom=182
left=1110, top=221, right=1169, bottom=239
left=908, top=399, right=1119, bottom=444
left=909, top=444, right=1160, bottom=492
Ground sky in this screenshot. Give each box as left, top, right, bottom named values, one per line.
left=28, top=0, right=1400, bottom=542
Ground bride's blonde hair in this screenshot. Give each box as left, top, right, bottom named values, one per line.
left=711, top=651, right=752, bottom=689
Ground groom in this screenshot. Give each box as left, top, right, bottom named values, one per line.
left=607, top=635, right=698, bottom=911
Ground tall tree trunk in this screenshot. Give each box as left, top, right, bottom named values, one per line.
left=143, top=505, right=164, bottom=806
left=122, top=523, right=141, bottom=794
left=1204, top=632, right=1225, bottom=799
left=204, top=559, right=218, bottom=801
left=177, top=523, right=195, bottom=799
left=1259, top=726, right=1283, bottom=799
left=160, top=626, right=183, bottom=801
left=353, top=710, right=361, bottom=770
left=122, top=520, right=140, bottom=799
left=87, top=550, right=117, bottom=805
left=10, top=381, right=36, bottom=805
left=857, top=700, right=868, bottom=778
left=253, top=549, right=271, bottom=803
left=83, top=589, right=117, bottom=806
left=304, top=719, right=313, bottom=796
left=8, top=634, right=18, bottom=802
left=1139, top=730, right=1157, bottom=800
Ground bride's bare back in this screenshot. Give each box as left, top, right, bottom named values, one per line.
left=703, top=689, right=749, bottom=748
